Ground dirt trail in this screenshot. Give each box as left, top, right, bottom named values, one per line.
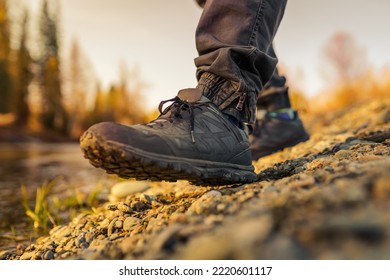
left=1, top=97, right=389, bottom=260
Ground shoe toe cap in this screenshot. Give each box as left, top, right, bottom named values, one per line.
left=81, top=122, right=172, bottom=155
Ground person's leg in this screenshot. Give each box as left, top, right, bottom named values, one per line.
left=80, top=0, right=287, bottom=185
left=195, top=0, right=287, bottom=128
left=194, top=1, right=309, bottom=160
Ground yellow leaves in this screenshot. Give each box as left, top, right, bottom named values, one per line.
left=0, top=9, right=6, bottom=23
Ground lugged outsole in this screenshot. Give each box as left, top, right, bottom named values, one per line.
left=80, top=131, right=257, bottom=186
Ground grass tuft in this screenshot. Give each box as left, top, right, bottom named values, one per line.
left=21, top=179, right=58, bottom=232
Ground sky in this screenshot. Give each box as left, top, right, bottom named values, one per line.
left=23, top=0, right=390, bottom=110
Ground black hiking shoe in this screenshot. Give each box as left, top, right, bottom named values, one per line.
left=250, top=110, right=310, bottom=160
left=80, top=88, right=257, bottom=186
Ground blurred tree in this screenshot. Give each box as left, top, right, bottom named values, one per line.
left=317, top=31, right=373, bottom=111
left=92, top=82, right=105, bottom=119
left=66, top=38, right=86, bottom=137
left=106, top=84, right=118, bottom=121
left=321, top=31, right=368, bottom=84
left=114, top=62, right=130, bottom=122
left=13, top=10, right=32, bottom=126
left=116, top=63, right=148, bottom=124
left=0, top=0, right=12, bottom=114
left=83, top=82, right=111, bottom=127
left=37, top=0, right=68, bottom=134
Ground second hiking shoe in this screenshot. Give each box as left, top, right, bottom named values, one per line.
left=250, top=110, right=310, bottom=160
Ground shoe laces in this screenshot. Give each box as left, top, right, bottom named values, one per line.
left=156, top=96, right=204, bottom=144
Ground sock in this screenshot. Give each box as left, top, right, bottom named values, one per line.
left=266, top=108, right=296, bottom=120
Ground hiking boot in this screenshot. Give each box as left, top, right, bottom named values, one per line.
left=80, top=88, right=257, bottom=186
left=250, top=110, right=310, bottom=160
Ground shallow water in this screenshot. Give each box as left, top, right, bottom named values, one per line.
left=0, top=143, right=114, bottom=251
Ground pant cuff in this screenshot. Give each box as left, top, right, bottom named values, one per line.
left=257, top=87, right=291, bottom=111
left=197, top=72, right=257, bottom=127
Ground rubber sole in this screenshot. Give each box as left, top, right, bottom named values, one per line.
left=80, top=130, right=257, bottom=186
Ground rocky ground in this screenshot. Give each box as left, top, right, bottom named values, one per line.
left=1, top=97, right=389, bottom=260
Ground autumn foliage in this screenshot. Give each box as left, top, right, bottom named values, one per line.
left=0, top=2, right=388, bottom=142
left=0, top=0, right=150, bottom=141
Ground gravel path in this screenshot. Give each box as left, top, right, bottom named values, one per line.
left=1, top=97, right=389, bottom=260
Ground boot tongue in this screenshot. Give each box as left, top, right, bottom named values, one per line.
left=177, top=88, right=209, bottom=103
